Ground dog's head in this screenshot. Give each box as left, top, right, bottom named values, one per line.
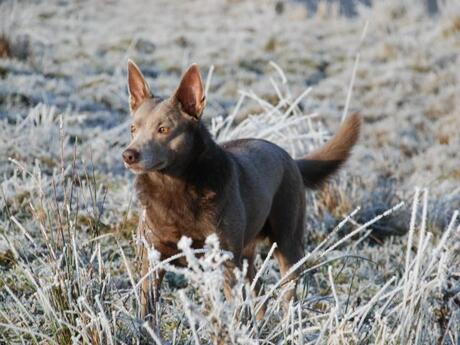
left=122, top=60, right=206, bottom=174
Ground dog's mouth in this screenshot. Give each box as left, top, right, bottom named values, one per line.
left=124, top=162, right=144, bottom=174
left=124, top=161, right=166, bottom=174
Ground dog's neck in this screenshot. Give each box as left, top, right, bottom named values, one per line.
left=135, top=124, right=230, bottom=210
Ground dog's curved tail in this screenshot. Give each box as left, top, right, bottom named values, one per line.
left=296, top=113, right=361, bottom=189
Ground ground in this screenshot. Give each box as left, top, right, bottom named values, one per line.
left=0, top=0, right=459, bottom=344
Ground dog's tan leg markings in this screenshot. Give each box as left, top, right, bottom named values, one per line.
left=274, top=248, right=303, bottom=311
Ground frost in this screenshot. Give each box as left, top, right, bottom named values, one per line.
left=0, top=0, right=459, bottom=344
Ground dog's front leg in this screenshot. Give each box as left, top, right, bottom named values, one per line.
left=137, top=217, right=165, bottom=333
left=223, top=259, right=237, bottom=301
left=139, top=248, right=165, bottom=332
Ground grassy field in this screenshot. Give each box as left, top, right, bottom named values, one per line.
left=0, top=0, right=459, bottom=344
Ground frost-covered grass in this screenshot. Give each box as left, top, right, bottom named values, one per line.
left=1, top=100, right=458, bottom=344
left=1, top=0, right=460, bottom=344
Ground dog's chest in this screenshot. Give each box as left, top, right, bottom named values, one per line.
left=135, top=174, right=217, bottom=259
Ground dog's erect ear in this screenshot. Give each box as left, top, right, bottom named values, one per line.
left=174, top=64, right=206, bottom=120
left=127, top=59, right=151, bottom=113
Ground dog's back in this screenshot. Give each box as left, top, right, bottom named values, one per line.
left=223, top=112, right=360, bottom=194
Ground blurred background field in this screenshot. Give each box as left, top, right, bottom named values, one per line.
left=0, top=0, right=459, bottom=344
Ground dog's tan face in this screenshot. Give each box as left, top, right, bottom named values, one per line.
left=123, top=61, right=206, bottom=174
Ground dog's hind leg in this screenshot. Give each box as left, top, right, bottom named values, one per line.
left=267, top=176, right=306, bottom=312
left=273, top=244, right=303, bottom=312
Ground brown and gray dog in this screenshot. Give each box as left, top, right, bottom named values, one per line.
left=122, top=60, right=360, bottom=323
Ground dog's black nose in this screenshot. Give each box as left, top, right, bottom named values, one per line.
left=122, top=149, right=140, bottom=164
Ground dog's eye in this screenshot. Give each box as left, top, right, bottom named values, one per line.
left=130, top=125, right=136, bottom=134
left=158, top=126, right=170, bottom=134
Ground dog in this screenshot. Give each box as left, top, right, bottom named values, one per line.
left=122, top=60, right=360, bottom=324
